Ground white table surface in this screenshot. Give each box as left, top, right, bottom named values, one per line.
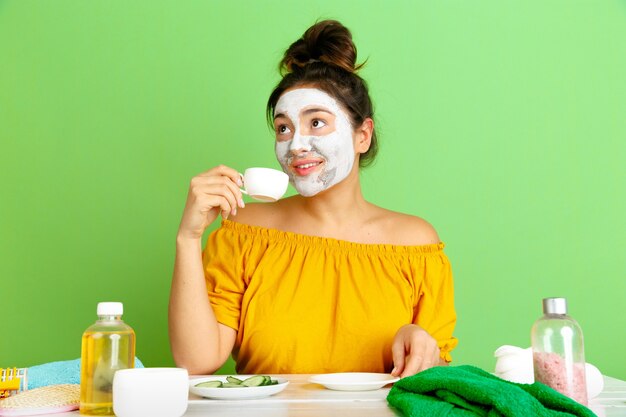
left=44, top=374, right=626, bottom=417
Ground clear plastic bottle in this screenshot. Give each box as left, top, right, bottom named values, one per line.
left=80, top=302, right=135, bottom=415
left=531, top=297, right=587, bottom=405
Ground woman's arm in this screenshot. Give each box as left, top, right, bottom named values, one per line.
left=168, top=165, right=243, bottom=374
left=389, top=217, right=457, bottom=377
left=168, top=236, right=236, bottom=374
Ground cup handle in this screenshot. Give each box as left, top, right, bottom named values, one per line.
left=239, top=173, right=248, bottom=195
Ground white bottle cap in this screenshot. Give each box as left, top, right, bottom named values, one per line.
left=97, top=302, right=124, bottom=316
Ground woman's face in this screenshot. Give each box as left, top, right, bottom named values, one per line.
left=274, top=88, right=356, bottom=197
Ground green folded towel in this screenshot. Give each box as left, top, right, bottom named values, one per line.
left=387, top=365, right=596, bottom=417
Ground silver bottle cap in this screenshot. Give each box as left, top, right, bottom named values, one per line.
left=543, top=297, right=567, bottom=315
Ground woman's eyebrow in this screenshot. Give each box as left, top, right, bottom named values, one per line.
left=274, top=108, right=333, bottom=121
left=302, top=108, right=333, bottom=116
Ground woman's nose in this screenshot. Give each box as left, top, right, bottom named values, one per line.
left=290, top=133, right=312, bottom=153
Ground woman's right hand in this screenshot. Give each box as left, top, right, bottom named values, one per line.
left=177, top=165, right=245, bottom=240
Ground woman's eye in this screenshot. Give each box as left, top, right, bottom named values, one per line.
left=312, top=119, right=327, bottom=129
left=277, top=125, right=291, bottom=134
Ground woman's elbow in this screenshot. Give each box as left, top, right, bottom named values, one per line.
left=173, top=356, right=222, bottom=375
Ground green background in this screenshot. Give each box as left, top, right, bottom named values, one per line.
left=1, top=1, right=625, bottom=379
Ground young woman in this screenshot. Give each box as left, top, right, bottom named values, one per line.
left=169, top=20, right=457, bottom=377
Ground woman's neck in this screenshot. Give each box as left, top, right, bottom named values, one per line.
left=293, top=165, right=370, bottom=227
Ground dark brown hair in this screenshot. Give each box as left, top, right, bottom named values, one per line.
left=267, top=20, right=378, bottom=168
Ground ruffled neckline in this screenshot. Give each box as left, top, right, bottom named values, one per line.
left=221, top=219, right=445, bottom=255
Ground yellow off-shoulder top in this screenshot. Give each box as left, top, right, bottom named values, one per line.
left=203, top=219, right=458, bottom=374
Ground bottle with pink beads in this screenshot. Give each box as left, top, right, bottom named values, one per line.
left=531, top=297, right=588, bottom=405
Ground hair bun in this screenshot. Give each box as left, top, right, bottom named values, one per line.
left=281, top=20, right=363, bottom=74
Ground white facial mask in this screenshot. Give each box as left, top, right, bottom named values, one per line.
left=274, top=88, right=355, bottom=197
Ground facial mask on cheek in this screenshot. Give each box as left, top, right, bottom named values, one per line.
left=274, top=88, right=356, bottom=197
left=275, top=141, right=293, bottom=180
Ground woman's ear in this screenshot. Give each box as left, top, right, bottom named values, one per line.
left=355, top=118, right=374, bottom=154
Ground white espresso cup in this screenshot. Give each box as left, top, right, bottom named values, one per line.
left=240, top=167, right=289, bottom=202
left=113, top=367, right=189, bottom=417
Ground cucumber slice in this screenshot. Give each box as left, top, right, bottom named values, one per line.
left=195, top=380, right=223, bottom=388
left=226, top=376, right=243, bottom=385
left=196, top=375, right=279, bottom=389
left=242, top=375, right=267, bottom=387
left=262, top=376, right=276, bottom=386
left=222, top=382, right=245, bottom=388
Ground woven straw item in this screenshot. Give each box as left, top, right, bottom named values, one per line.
left=0, top=384, right=79, bottom=416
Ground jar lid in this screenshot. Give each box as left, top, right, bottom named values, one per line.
left=97, top=302, right=123, bottom=316
left=542, top=297, right=567, bottom=315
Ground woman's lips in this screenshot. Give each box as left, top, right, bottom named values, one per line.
left=291, top=159, right=324, bottom=176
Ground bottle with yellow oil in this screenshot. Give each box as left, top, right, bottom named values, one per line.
left=80, top=302, right=135, bottom=415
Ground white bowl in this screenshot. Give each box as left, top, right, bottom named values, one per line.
left=113, top=368, right=189, bottom=417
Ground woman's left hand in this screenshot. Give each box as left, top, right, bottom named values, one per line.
left=391, top=324, right=441, bottom=377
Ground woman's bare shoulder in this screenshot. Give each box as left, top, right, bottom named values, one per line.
left=370, top=206, right=441, bottom=246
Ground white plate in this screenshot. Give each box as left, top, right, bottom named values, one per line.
left=189, top=376, right=289, bottom=400
left=308, top=373, right=399, bottom=391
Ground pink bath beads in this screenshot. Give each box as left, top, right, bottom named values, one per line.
left=533, top=351, right=588, bottom=404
